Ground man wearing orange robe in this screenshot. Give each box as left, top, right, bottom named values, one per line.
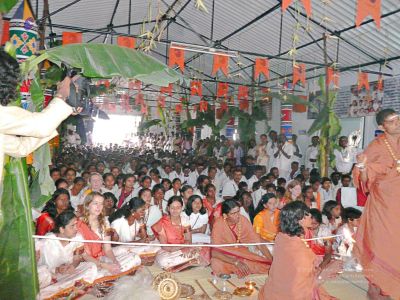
left=211, top=200, right=272, bottom=278
left=353, top=109, right=400, bottom=299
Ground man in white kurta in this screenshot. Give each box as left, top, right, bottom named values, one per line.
left=305, top=136, right=320, bottom=171
left=274, top=134, right=294, bottom=180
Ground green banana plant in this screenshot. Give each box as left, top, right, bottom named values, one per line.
left=307, top=76, right=342, bottom=176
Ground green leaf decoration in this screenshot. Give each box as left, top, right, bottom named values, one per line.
left=138, top=118, right=161, bottom=133
left=0, top=0, right=18, bottom=13
left=328, top=111, right=342, bottom=138
left=307, top=106, right=329, bottom=135
left=43, top=64, right=64, bottom=86
left=30, top=76, right=44, bottom=112
left=0, top=158, right=39, bottom=299
left=21, top=44, right=185, bottom=87
left=318, top=75, right=325, bottom=97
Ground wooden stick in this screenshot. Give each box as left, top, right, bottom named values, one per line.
left=207, top=279, right=220, bottom=291
left=195, top=279, right=211, bottom=300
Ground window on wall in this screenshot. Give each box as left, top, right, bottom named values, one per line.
left=92, top=114, right=141, bottom=146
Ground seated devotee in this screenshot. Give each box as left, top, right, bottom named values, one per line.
left=116, top=174, right=136, bottom=209
left=163, top=178, right=181, bottom=213
left=83, top=172, right=104, bottom=195
left=184, top=195, right=210, bottom=244
left=308, top=209, right=333, bottom=269
left=65, top=167, right=77, bottom=188
left=55, top=178, right=69, bottom=190
left=202, top=183, right=222, bottom=222
left=258, top=201, right=342, bottom=300
left=139, top=188, right=162, bottom=237
left=253, top=193, right=280, bottom=242
left=211, top=199, right=272, bottom=278
left=302, top=185, right=320, bottom=209
left=102, top=173, right=118, bottom=196
left=76, top=192, right=141, bottom=281
left=151, top=196, right=210, bottom=272
left=110, top=198, right=161, bottom=258
left=320, top=177, right=335, bottom=204
left=280, top=179, right=302, bottom=207
left=180, top=184, right=194, bottom=209
left=221, top=168, right=243, bottom=200
left=194, top=175, right=210, bottom=198
left=103, top=192, right=117, bottom=219
left=68, top=177, right=86, bottom=212
left=36, top=188, right=74, bottom=235
left=38, top=211, right=98, bottom=299
left=333, top=207, right=362, bottom=272
left=161, top=178, right=172, bottom=193
left=151, top=184, right=165, bottom=212
left=237, top=190, right=255, bottom=222
left=322, top=200, right=343, bottom=233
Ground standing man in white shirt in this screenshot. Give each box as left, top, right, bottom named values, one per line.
left=274, top=134, right=294, bottom=180
left=334, top=136, right=358, bottom=175
left=305, top=136, right=320, bottom=171
left=291, top=134, right=303, bottom=165
left=266, top=130, right=279, bottom=171
left=221, top=168, right=243, bottom=200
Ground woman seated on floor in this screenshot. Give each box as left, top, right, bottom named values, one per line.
left=139, top=188, right=162, bottom=237
left=151, top=196, right=210, bottom=272
left=211, top=199, right=272, bottom=278
left=103, top=192, right=117, bottom=220
left=36, top=188, right=74, bottom=235
left=77, top=192, right=141, bottom=282
left=253, top=193, right=280, bottom=243
left=258, top=201, right=342, bottom=300
left=184, top=195, right=210, bottom=244
left=322, top=200, right=343, bottom=233
left=38, top=211, right=98, bottom=299
left=110, top=197, right=161, bottom=257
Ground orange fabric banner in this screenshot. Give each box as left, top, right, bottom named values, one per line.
left=377, top=74, right=383, bottom=91
left=1, top=20, right=10, bottom=45
left=117, top=36, right=135, bottom=48
left=326, top=67, right=340, bottom=87
left=217, top=82, right=229, bottom=98
left=355, top=0, right=381, bottom=29
left=199, top=100, right=208, bottom=112
left=293, top=64, right=306, bottom=87
left=129, top=80, right=142, bottom=91
left=175, top=103, right=183, bottom=113
left=282, top=0, right=312, bottom=17
left=238, top=86, right=249, bottom=111
left=293, top=95, right=308, bottom=113
left=169, top=47, right=185, bottom=72
left=160, top=83, right=173, bottom=96
left=62, top=32, right=82, bottom=45
left=190, top=80, right=203, bottom=97
left=358, top=72, right=370, bottom=91
left=212, top=54, right=229, bottom=76
left=254, top=58, right=270, bottom=80
left=141, top=103, right=148, bottom=115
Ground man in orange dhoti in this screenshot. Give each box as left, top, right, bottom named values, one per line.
left=353, top=109, right=400, bottom=299
left=211, top=199, right=272, bottom=278
left=258, top=201, right=340, bottom=300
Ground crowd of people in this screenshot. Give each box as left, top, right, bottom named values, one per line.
left=33, top=130, right=364, bottom=299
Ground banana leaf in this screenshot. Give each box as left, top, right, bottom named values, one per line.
left=0, top=0, right=17, bottom=13
left=20, top=44, right=185, bottom=87
left=138, top=119, right=161, bottom=133
left=0, top=157, right=39, bottom=299
left=307, top=106, right=329, bottom=135
left=30, top=76, right=44, bottom=112
left=328, top=111, right=342, bottom=138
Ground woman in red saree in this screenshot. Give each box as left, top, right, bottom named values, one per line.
left=77, top=192, right=141, bottom=282
left=258, top=201, right=341, bottom=300
left=36, top=188, right=73, bottom=235
left=211, top=199, right=272, bottom=278
left=152, top=196, right=210, bottom=272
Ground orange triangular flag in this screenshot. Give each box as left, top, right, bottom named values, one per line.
left=117, top=36, right=136, bottom=48
left=358, top=72, right=370, bottom=91
left=212, top=54, right=229, bottom=76
left=282, top=0, right=312, bottom=17
left=135, top=93, right=144, bottom=106
left=355, top=0, right=381, bottom=29
left=238, top=86, right=249, bottom=111
left=1, top=20, right=10, bottom=45
left=293, top=64, right=306, bottom=87
left=199, top=100, right=208, bottom=112
left=175, top=103, right=183, bottom=113
left=141, top=103, right=148, bottom=115
left=129, top=80, right=142, bottom=91
left=62, top=32, right=82, bottom=45
left=217, top=82, right=229, bottom=98
left=190, top=80, right=203, bottom=97
left=157, top=95, right=166, bottom=108
left=169, top=47, right=185, bottom=72
left=160, top=83, right=173, bottom=96
left=326, top=67, right=340, bottom=87
left=377, top=74, right=383, bottom=91
left=254, top=58, right=270, bottom=80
